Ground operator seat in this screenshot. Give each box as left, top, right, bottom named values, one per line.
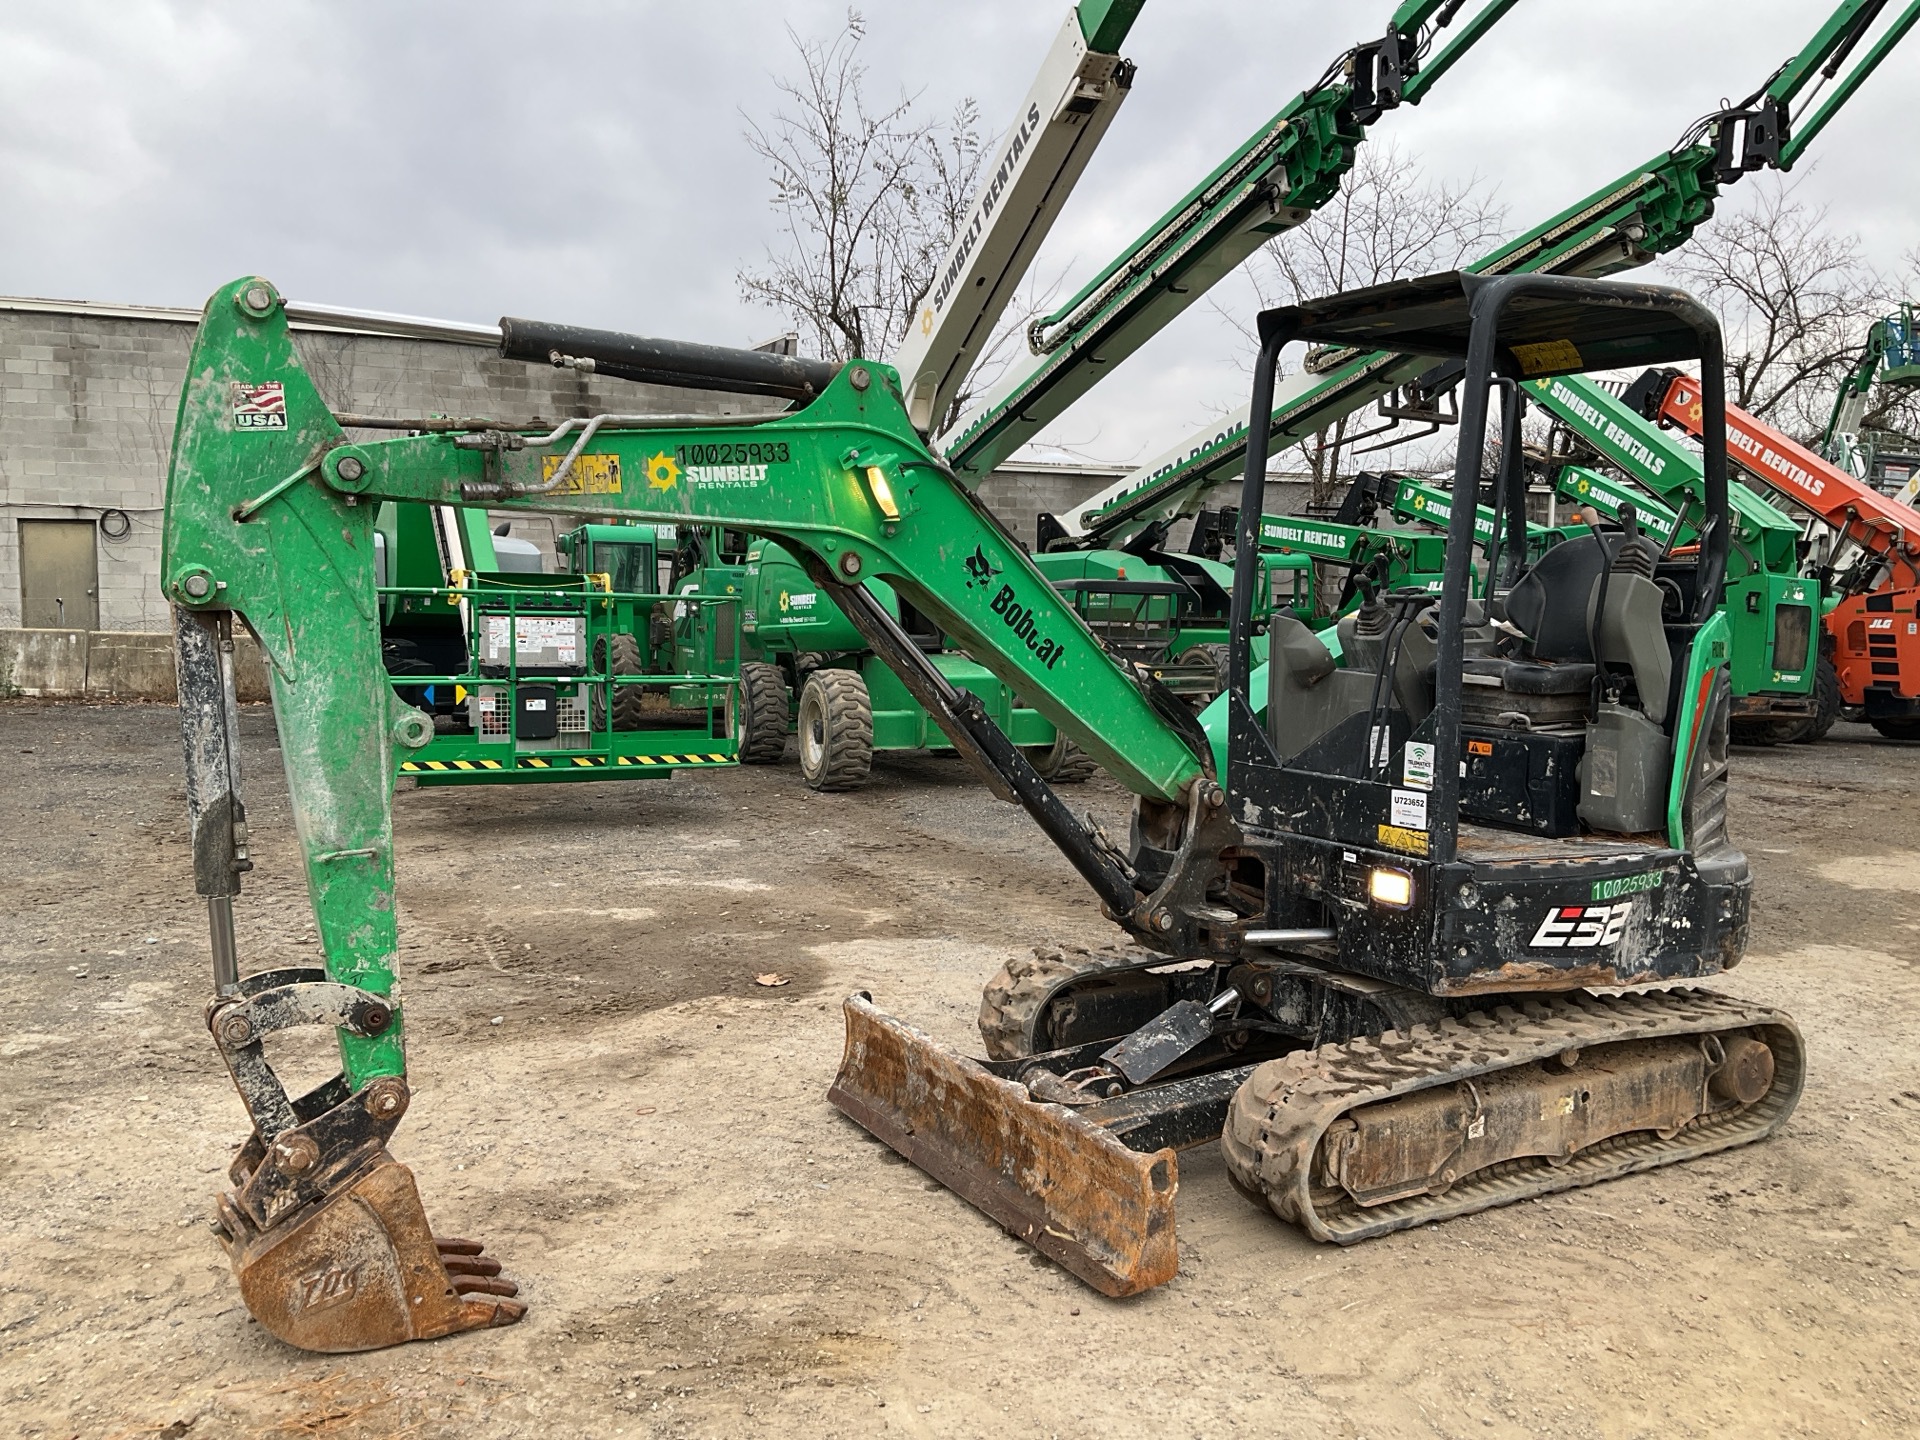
left=1483, top=528, right=1672, bottom=724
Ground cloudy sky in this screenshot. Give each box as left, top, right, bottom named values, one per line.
left=3, top=1, right=1912, bottom=465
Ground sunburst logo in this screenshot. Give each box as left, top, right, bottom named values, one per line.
left=1687, top=402, right=1703, bottom=426
left=919, top=307, right=934, bottom=336
left=645, top=452, right=681, bottom=491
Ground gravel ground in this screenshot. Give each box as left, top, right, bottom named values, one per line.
left=3, top=699, right=1918, bottom=1439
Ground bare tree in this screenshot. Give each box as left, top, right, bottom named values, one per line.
left=1662, top=175, right=1889, bottom=443
left=1228, top=142, right=1507, bottom=507
left=737, top=11, right=984, bottom=366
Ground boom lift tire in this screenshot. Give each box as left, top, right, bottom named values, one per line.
left=798, top=668, right=873, bottom=791
left=1730, top=716, right=1806, bottom=746
left=732, top=661, right=791, bottom=764
left=1871, top=717, right=1920, bottom=740
left=1025, top=733, right=1100, bottom=784
left=1798, top=656, right=1842, bottom=743
left=1195, top=642, right=1233, bottom=700
left=590, top=633, right=648, bottom=732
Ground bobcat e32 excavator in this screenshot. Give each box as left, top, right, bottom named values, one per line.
left=162, top=269, right=1797, bottom=1351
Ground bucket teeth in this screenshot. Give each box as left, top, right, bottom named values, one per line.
left=220, top=1152, right=525, bottom=1352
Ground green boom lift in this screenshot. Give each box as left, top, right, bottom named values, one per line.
left=374, top=503, right=744, bottom=783
left=1061, top=0, right=1920, bottom=554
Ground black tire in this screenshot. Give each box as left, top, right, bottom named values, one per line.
left=731, top=660, right=790, bottom=764
left=1798, top=656, right=1842, bottom=743
left=1194, top=642, right=1233, bottom=699
left=1730, top=717, right=1804, bottom=747
left=1025, top=732, right=1099, bottom=783
left=797, top=668, right=872, bottom=791
left=590, top=633, right=648, bottom=731
left=1871, top=717, right=1920, bottom=741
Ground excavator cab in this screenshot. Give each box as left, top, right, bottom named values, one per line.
left=835, top=271, right=1800, bottom=1292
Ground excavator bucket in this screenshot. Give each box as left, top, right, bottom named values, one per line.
left=828, top=993, right=1179, bottom=1297
left=214, top=1153, right=524, bottom=1353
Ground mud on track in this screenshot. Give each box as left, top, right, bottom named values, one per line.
left=3, top=700, right=1919, bottom=1438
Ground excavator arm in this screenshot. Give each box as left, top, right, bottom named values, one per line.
left=163, top=278, right=1230, bottom=1349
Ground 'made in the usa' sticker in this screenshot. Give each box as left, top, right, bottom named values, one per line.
left=231, top=382, right=288, bottom=430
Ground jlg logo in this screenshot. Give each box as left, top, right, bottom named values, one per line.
left=1528, top=901, right=1634, bottom=949
left=1870, top=618, right=1895, bottom=630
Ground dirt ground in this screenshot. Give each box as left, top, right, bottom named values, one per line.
left=3, top=699, right=1918, bottom=1439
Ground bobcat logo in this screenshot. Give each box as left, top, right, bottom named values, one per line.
left=964, top=545, right=1002, bottom=590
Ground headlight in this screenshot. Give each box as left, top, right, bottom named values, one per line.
left=1369, top=866, right=1413, bottom=909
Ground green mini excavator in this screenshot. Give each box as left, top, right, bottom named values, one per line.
left=164, top=266, right=1796, bottom=1353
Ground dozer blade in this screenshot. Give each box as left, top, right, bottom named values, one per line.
left=215, top=1153, right=525, bottom=1353
left=829, top=993, right=1179, bottom=1297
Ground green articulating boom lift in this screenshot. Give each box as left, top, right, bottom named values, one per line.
left=1820, top=300, right=1920, bottom=496
left=165, top=267, right=1799, bottom=1351
left=671, top=0, right=1526, bottom=789
left=1523, top=370, right=1835, bottom=742
left=1386, top=472, right=1582, bottom=557
left=1057, top=0, right=1920, bottom=558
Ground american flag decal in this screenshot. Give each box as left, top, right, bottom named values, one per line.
left=231, top=381, right=288, bottom=429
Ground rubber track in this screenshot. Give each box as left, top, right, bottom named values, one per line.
left=977, top=945, right=1164, bottom=1060
left=1221, top=988, right=1804, bottom=1244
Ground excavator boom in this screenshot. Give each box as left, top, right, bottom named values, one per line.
left=163, top=277, right=1230, bottom=1348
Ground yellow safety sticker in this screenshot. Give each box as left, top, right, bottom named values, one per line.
left=1376, top=823, right=1431, bottom=857
left=540, top=453, right=622, bottom=494
left=1510, top=338, right=1583, bottom=376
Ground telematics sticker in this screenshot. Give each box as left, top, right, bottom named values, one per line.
left=231, top=382, right=287, bottom=429
left=1402, top=741, right=1435, bottom=789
